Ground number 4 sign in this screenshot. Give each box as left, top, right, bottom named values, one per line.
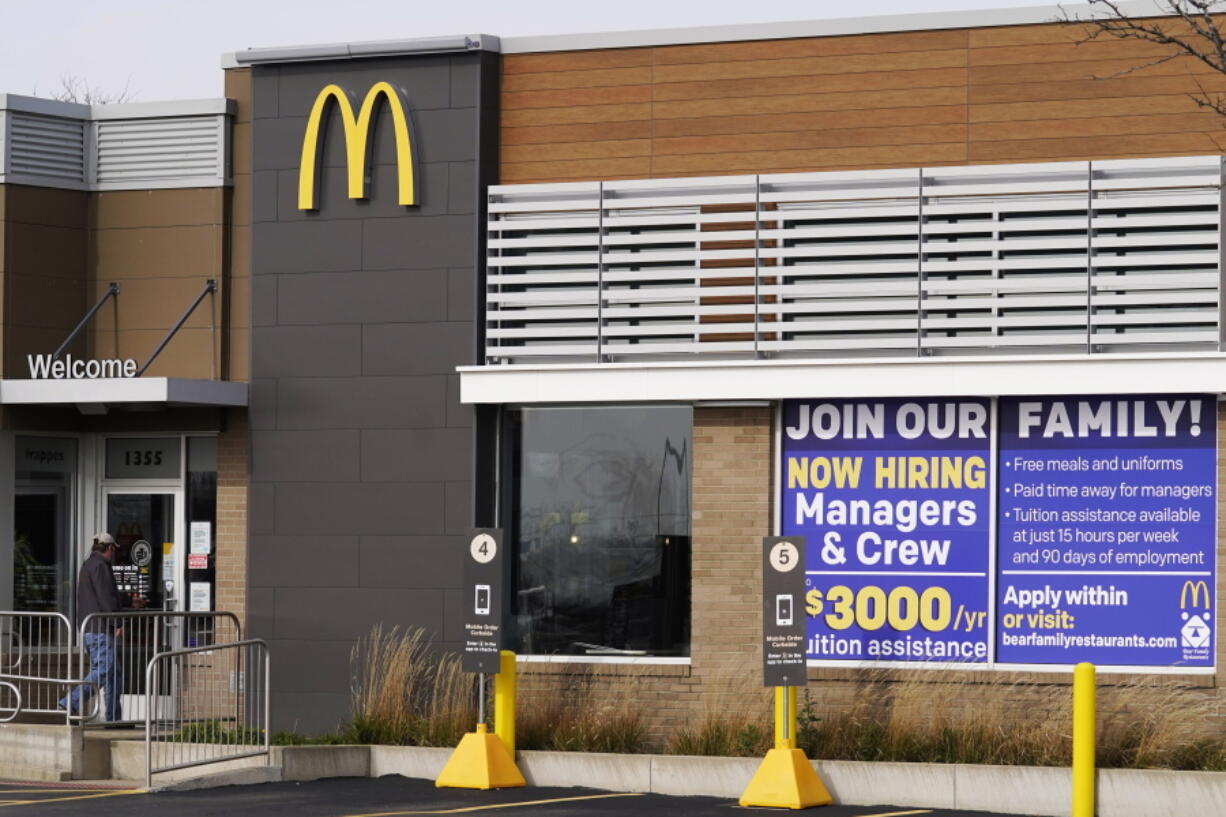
left=462, top=529, right=504, bottom=673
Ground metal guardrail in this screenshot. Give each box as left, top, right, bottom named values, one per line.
left=0, top=680, right=22, bottom=723
left=486, top=155, right=1223, bottom=363
left=145, top=639, right=270, bottom=789
left=78, top=611, right=241, bottom=727
left=0, top=674, right=100, bottom=722
left=0, top=611, right=79, bottom=721
left=0, top=609, right=268, bottom=785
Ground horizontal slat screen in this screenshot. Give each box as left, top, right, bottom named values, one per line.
left=486, top=155, right=1221, bottom=363
left=0, top=108, right=228, bottom=190
left=95, top=116, right=224, bottom=185
left=7, top=111, right=87, bottom=184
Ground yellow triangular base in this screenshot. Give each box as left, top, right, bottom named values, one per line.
left=739, top=747, right=832, bottom=809
left=435, top=724, right=526, bottom=790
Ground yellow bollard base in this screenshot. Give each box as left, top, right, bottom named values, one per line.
left=739, top=748, right=832, bottom=810
left=435, top=724, right=527, bottom=790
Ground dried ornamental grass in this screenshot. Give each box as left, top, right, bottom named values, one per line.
left=348, top=624, right=476, bottom=746
left=792, top=670, right=1226, bottom=769
left=516, top=669, right=647, bottom=753
left=667, top=675, right=773, bottom=757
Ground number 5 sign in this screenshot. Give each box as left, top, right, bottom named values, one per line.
left=762, top=536, right=807, bottom=687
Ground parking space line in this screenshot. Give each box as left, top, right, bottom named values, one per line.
left=857, top=811, right=932, bottom=817
left=0, top=785, right=126, bottom=790
left=342, top=791, right=644, bottom=817
left=0, top=789, right=142, bottom=807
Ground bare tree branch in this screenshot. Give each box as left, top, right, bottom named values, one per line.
left=1057, top=1, right=1226, bottom=119
left=49, top=74, right=134, bottom=105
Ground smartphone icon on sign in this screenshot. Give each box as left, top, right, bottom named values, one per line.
left=475, top=585, right=491, bottom=616
left=776, top=594, right=793, bottom=627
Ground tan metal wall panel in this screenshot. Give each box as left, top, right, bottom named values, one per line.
left=88, top=187, right=226, bottom=380
left=0, top=184, right=88, bottom=376
left=224, top=67, right=252, bottom=383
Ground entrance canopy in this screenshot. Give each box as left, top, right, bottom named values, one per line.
left=0, top=378, right=248, bottom=413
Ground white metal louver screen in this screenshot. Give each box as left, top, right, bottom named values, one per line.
left=95, top=116, right=225, bottom=187
left=6, top=111, right=87, bottom=185
left=485, top=156, right=1221, bottom=364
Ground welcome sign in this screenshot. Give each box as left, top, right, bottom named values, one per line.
left=27, top=354, right=138, bottom=379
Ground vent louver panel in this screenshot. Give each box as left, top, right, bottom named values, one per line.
left=95, top=116, right=224, bottom=185
left=485, top=157, right=1221, bottom=365
left=0, top=98, right=230, bottom=191
left=920, top=162, right=1092, bottom=352
left=487, top=183, right=602, bottom=361
left=760, top=169, right=921, bottom=355
left=1089, top=157, right=1220, bottom=349
left=7, top=111, right=87, bottom=184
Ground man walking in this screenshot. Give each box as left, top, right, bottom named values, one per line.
left=59, top=533, right=143, bottom=721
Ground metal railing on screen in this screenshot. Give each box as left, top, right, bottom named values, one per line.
left=145, top=639, right=271, bottom=789
left=0, top=611, right=83, bottom=722
left=77, top=611, right=242, bottom=728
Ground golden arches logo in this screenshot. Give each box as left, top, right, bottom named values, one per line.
left=298, top=82, right=417, bottom=211
left=1180, top=580, right=1210, bottom=610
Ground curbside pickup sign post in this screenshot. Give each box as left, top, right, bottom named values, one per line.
left=462, top=529, right=503, bottom=674
left=740, top=535, right=832, bottom=810
left=437, top=529, right=525, bottom=791
left=763, top=536, right=807, bottom=688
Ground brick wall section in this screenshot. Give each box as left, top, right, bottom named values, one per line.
left=690, top=407, right=771, bottom=677
left=515, top=402, right=1226, bottom=750
left=215, top=409, right=249, bottom=633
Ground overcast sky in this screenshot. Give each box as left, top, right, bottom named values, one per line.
left=0, top=0, right=1088, bottom=102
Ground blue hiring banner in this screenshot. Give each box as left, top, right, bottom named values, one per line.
left=781, top=399, right=992, bottom=664
left=996, top=395, right=1216, bottom=667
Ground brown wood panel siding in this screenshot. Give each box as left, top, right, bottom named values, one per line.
left=652, top=29, right=969, bottom=63
left=501, top=18, right=1226, bottom=184
left=652, top=49, right=967, bottom=83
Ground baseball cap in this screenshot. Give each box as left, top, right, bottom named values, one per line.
left=95, top=533, right=116, bottom=546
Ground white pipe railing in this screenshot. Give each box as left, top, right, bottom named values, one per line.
left=145, top=639, right=271, bottom=789
left=77, top=611, right=242, bottom=727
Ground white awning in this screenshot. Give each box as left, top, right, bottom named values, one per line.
left=459, top=353, right=1226, bottom=405
left=0, top=378, right=248, bottom=410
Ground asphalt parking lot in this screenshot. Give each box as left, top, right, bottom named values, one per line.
left=0, top=776, right=1046, bottom=817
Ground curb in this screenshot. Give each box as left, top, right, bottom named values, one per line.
left=131, top=743, right=1226, bottom=817
left=151, top=765, right=283, bottom=792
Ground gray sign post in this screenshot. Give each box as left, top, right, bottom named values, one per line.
left=762, top=536, right=806, bottom=688
left=462, top=528, right=504, bottom=674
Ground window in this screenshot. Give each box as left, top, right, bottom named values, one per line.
left=14, top=437, right=77, bottom=618
left=506, top=406, right=691, bottom=657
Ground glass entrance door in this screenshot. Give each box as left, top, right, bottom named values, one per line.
left=102, top=489, right=182, bottom=714
left=104, top=492, right=180, bottom=611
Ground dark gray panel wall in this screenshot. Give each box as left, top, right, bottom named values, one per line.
left=250, top=52, right=496, bottom=733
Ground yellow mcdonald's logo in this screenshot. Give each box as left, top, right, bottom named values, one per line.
left=298, top=82, right=416, bottom=211
left=1180, top=580, right=1210, bottom=610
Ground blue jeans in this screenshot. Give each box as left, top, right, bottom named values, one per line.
left=61, top=632, right=122, bottom=721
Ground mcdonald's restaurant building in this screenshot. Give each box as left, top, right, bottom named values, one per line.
left=2, top=4, right=1226, bottom=738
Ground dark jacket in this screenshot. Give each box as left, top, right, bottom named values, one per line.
left=76, top=552, right=122, bottom=626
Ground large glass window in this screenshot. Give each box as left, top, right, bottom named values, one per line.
left=507, top=406, right=691, bottom=657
